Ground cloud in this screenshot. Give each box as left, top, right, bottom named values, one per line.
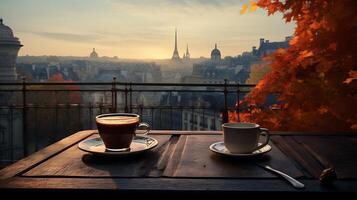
left=109, top=0, right=244, bottom=7
left=108, top=0, right=244, bottom=14
left=31, top=31, right=100, bottom=43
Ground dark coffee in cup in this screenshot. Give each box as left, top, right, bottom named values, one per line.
left=96, top=113, right=149, bottom=151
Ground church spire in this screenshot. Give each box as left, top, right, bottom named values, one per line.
left=90, top=48, right=98, bottom=58
left=215, top=43, right=217, bottom=49
left=184, top=44, right=190, bottom=60
left=175, top=29, right=178, bottom=52
left=171, top=28, right=180, bottom=61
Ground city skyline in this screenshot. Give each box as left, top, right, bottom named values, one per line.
left=0, top=0, right=295, bottom=59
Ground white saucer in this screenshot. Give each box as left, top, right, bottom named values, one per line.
left=209, top=142, right=272, bottom=157
left=78, top=135, right=158, bottom=157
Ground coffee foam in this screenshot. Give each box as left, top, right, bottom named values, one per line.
left=96, top=116, right=139, bottom=125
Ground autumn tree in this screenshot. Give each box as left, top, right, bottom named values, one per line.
left=245, top=61, right=271, bottom=84
left=236, top=0, right=357, bottom=131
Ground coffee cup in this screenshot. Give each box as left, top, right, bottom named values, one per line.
left=96, top=113, right=150, bottom=151
left=222, top=122, right=270, bottom=154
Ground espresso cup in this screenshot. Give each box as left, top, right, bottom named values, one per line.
left=222, top=122, right=270, bottom=154
left=96, top=113, right=150, bottom=151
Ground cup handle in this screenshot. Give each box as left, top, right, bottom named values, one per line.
left=136, top=122, right=150, bottom=135
left=253, top=127, right=270, bottom=151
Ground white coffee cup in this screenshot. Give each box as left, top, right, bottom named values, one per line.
left=222, top=122, right=270, bottom=154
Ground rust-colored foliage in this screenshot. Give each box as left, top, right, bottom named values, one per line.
left=234, top=0, right=357, bottom=132
left=245, top=61, right=271, bottom=84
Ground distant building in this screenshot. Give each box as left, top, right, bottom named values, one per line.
left=171, top=29, right=180, bottom=61
left=182, top=44, right=190, bottom=60
left=157, top=92, right=223, bottom=130
left=252, top=37, right=291, bottom=57
left=0, top=19, right=22, bottom=81
left=211, top=43, right=221, bottom=61
left=182, top=109, right=222, bottom=131
left=89, top=48, right=98, bottom=58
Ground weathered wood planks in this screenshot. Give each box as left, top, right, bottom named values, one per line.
left=22, top=134, right=171, bottom=178
left=163, top=135, right=303, bottom=178
left=1, top=130, right=357, bottom=193
left=0, top=130, right=95, bottom=180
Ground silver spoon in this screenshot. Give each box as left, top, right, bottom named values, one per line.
left=257, top=164, right=305, bottom=189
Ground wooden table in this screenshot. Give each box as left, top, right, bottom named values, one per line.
left=1, top=130, right=357, bottom=197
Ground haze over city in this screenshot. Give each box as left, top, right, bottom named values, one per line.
left=1, top=1, right=356, bottom=195
left=0, top=0, right=295, bottom=59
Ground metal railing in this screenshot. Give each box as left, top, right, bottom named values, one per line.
left=0, top=77, right=256, bottom=164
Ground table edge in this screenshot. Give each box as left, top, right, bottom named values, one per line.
left=0, top=130, right=95, bottom=180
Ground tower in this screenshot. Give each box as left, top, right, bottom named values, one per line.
left=184, top=44, right=190, bottom=60
left=171, top=29, right=180, bottom=61
left=90, top=48, right=98, bottom=58
left=0, top=18, right=22, bottom=81
left=211, top=43, right=221, bottom=61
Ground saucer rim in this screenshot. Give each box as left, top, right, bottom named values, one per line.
left=209, top=142, right=272, bottom=157
left=78, top=135, right=158, bottom=157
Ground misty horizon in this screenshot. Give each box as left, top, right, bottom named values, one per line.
left=0, top=0, right=295, bottom=59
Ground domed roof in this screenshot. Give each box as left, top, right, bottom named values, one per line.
left=211, top=43, right=221, bottom=60
left=0, top=19, right=22, bottom=46
left=90, top=48, right=98, bottom=58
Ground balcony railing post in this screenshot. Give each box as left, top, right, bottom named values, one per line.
left=222, top=79, right=229, bottom=124
left=34, top=104, right=39, bottom=151
left=169, top=92, right=173, bottom=129
left=99, top=101, right=103, bottom=114
left=55, top=103, right=58, bottom=143
left=88, top=102, right=93, bottom=129
left=22, top=77, right=28, bottom=156
left=9, top=104, right=14, bottom=161
left=213, top=111, right=216, bottom=130
left=151, top=107, right=154, bottom=129
left=180, top=106, right=183, bottom=130
left=236, top=83, right=240, bottom=122
left=124, top=83, right=128, bottom=113
left=191, top=106, right=194, bottom=130
left=202, top=108, right=205, bottom=130
left=159, top=108, right=161, bottom=129
left=129, top=82, right=132, bottom=113
left=111, top=77, right=117, bottom=113
left=139, top=104, right=143, bottom=122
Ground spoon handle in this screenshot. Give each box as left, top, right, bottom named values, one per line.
left=260, top=164, right=305, bottom=189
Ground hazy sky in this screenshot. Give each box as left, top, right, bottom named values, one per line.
left=0, top=0, right=295, bottom=59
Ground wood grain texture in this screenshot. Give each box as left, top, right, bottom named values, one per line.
left=271, top=135, right=325, bottom=178
left=2, top=177, right=357, bottom=193
left=0, top=130, right=95, bottom=180
left=150, top=130, right=357, bottom=136
left=163, top=135, right=303, bottom=178
left=23, top=134, right=171, bottom=178
left=1, top=130, right=357, bottom=193
left=293, top=136, right=357, bottom=179
left=162, top=135, right=187, bottom=177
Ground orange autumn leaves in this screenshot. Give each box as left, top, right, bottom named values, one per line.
left=240, top=1, right=258, bottom=14
left=232, top=0, right=357, bottom=132
left=344, top=70, right=357, bottom=85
